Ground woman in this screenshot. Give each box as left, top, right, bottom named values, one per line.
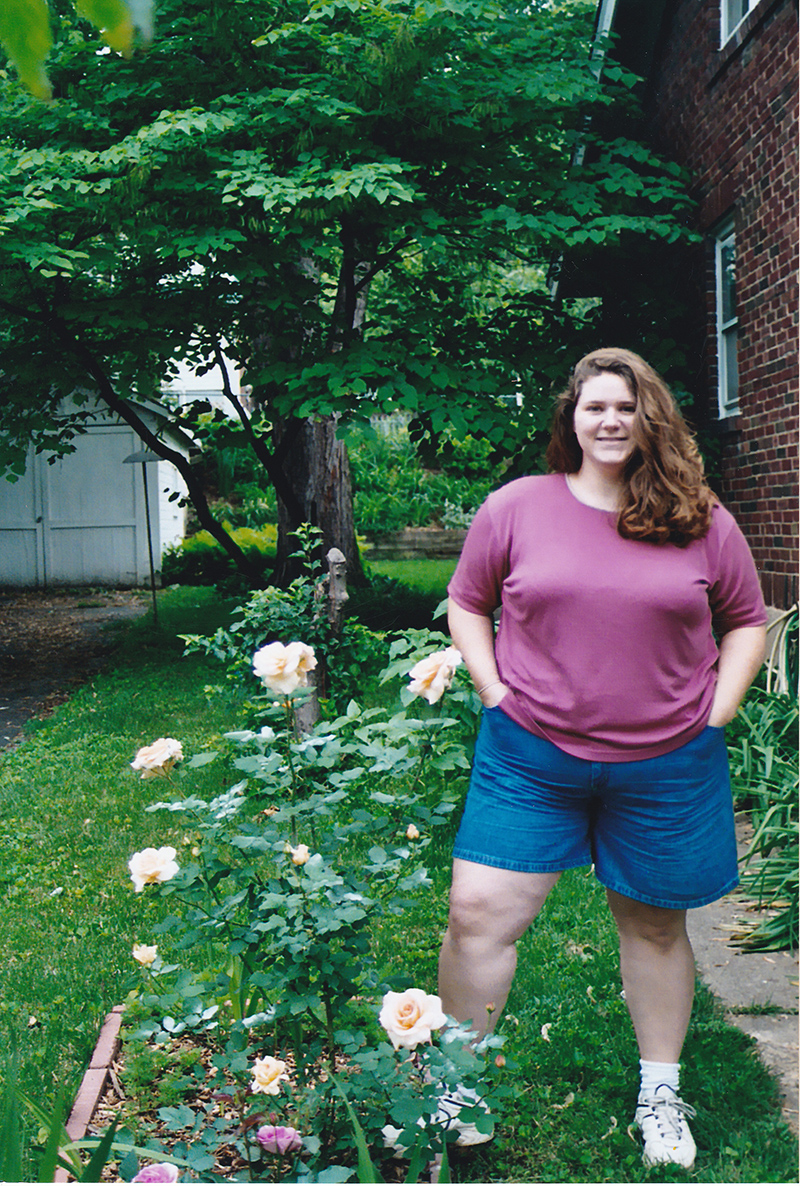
left=438, top=348, right=767, bottom=1168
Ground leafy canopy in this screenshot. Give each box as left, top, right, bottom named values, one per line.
left=0, top=0, right=696, bottom=488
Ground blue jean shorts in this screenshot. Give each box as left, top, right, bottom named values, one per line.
left=453, top=706, right=739, bottom=910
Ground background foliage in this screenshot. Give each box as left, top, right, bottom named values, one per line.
left=0, top=0, right=700, bottom=581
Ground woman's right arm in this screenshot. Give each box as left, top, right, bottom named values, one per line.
left=448, top=597, right=509, bottom=708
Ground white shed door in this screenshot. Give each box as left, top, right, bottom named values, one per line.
left=0, top=460, right=45, bottom=584
left=41, top=427, right=141, bottom=584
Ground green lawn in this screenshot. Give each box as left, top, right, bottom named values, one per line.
left=367, top=557, right=458, bottom=597
left=0, top=585, right=796, bottom=1182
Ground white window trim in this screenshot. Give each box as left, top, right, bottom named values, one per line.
left=720, top=0, right=759, bottom=47
left=714, top=220, right=739, bottom=419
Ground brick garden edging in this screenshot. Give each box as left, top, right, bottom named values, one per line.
left=54, top=1005, right=124, bottom=1183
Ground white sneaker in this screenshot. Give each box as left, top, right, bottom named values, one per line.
left=635, top=1084, right=697, bottom=1168
left=435, top=1085, right=494, bottom=1147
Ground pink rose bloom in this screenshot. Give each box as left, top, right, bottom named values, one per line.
left=132, top=1164, right=179, bottom=1183
left=407, top=646, right=462, bottom=704
left=253, top=641, right=317, bottom=695
left=256, top=1124, right=303, bottom=1154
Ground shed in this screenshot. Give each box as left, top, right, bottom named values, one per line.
left=0, top=399, right=189, bottom=588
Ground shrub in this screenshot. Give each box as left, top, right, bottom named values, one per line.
left=346, top=574, right=444, bottom=632
left=349, top=424, right=501, bottom=535
left=161, top=524, right=276, bottom=589
left=728, top=686, right=798, bottom=950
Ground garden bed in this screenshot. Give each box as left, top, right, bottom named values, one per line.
left=363, top=529, right=467, bottom=561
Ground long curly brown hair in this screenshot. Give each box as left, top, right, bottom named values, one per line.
left=546, top=347, right=715, bottom=545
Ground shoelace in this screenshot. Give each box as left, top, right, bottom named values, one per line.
left=638, top=1093, right=697, bottom=1141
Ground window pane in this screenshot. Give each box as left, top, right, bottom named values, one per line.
left=723, top=0, right=754, bottom=41
left=720, top=240, right=736, bottom=324
left=722, top=329, right=739, bottom=413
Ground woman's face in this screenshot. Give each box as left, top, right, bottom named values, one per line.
left=572, top=372, right=637, bottom=476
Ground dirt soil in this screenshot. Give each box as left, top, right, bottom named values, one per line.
left=0, top=588, right=150, bottom=750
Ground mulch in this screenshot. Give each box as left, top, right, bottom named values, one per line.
left=0, top=588, right=149, bottom=750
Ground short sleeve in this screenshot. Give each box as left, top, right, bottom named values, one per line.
left=447, top=494, right=508, bottom=615
left=707, top=508, right=768, bottom=634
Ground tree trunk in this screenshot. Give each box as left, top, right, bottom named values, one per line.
left=272, top=414, right=364, bottom=587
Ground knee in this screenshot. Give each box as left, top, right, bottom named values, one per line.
left=609, top=895, right=688, bottom=954
left=446, top=883, right=499, bottom=944
left=629, top=914, right=687, bottom=954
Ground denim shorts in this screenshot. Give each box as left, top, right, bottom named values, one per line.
left=453, top=706, right=739, bottom=909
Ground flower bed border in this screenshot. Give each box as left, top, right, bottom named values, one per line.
left=54, top=1005, right=124, bottom=1184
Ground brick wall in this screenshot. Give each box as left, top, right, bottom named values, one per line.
left=645, top=0, right=798, bottom=608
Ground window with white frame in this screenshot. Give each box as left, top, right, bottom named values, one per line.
left=721, top=0, right=758, bottom=45
left=714, top=221, right=739, bottom=418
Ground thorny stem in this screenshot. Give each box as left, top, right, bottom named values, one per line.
left=281, top=698, right=300, bottom=847
left=407, top=716, right=446, bottom=797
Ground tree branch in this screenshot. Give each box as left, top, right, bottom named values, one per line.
left=211, top=344, right=306, bottom=525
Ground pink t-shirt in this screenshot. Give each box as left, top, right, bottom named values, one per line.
left=448, top=473, right=767, bottom=761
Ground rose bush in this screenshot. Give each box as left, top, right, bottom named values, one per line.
left=116, top=627, right=499, bottom=1181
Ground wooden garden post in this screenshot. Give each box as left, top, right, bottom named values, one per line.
left=294, top=547, right=349, bottom=735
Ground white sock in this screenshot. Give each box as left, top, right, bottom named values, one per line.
left=639, top=1059, right=680, bottom=1097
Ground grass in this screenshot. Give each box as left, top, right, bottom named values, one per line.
left=367, top=557, right=458, bottom=597
left=0, top=584, right=797, bottom=1182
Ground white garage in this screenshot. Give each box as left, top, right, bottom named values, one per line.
left=0, top=402, right=188, bottom=588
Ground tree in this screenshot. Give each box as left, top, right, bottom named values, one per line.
left=0, top=0, right=697, bottom=585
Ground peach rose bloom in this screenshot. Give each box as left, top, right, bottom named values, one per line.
left=251, top=1055, right=288, bottom=1095
left=379, top=988, right=447, bottom=1050
left=128, top=846, right=180, bottom=892
left=407, top=646, right=462, bottom=704
left=253, top=641, right=317, bottom=695
left=132, top=943, right=158, bottom=966
left=288, top=843, right=310, bottom=866
left=131, top=738, right=183, bottom=779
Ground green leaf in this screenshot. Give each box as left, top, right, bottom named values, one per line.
left=79, top=1116, right=120, bottom=1181
left=36, top=1091, right=70, bottom=1181
left=0, top=0, right=53, bottom=100
left=329, top=1071, right=383, bottom=1183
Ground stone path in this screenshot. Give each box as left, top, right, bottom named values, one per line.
left=688, top=825, right=799, bottom=1134
left=0, top=588, right=149, bottom=749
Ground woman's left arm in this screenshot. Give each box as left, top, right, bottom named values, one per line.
left=708, top=625, right=768, bottom=727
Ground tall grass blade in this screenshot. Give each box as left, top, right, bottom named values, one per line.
left=0, top=1080, right=24, bottom=1181
left=329, top=1070, right=383, bottom=1183
left=37, top=1091, right=69, bottom=1182
left=438, top=1139, right=451, bottom=1183
left=79, top=1117, right=120, bottom=1181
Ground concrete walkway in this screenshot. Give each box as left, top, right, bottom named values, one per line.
left=688, top=832, right=799, bottom=1134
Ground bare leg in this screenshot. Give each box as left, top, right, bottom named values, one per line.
left=438, top=859, right=560, bottom=1038
left=606, top=889, right=695, bottom=1062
